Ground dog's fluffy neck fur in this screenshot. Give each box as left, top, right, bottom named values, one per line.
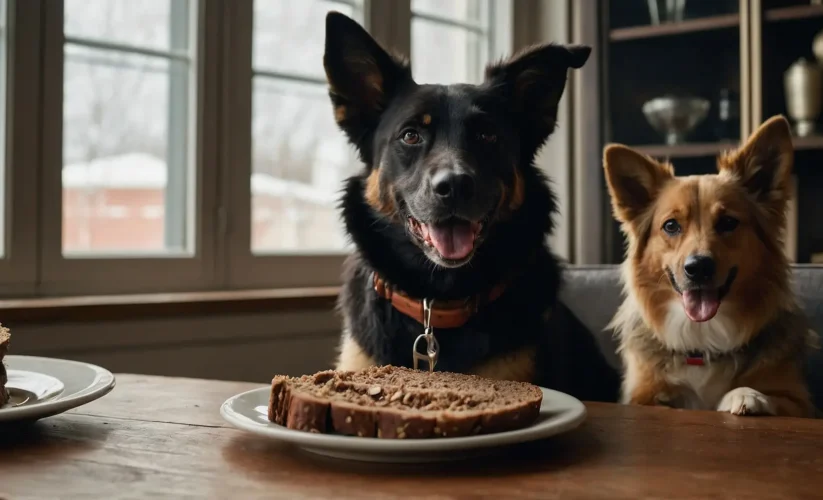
left=610, top=255, right=797, bottom=358
left=614, top=289, right=812, bottom=408
left=340, top=163, right=557, bottom=300
left=612, top=294, right=743, bottom=357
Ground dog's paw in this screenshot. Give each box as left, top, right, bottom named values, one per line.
left=717, top=387, right=775, bottom=416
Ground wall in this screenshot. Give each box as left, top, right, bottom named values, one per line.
left=9, top=308, right=342, bottom=384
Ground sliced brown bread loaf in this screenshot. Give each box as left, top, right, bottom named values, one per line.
left=0, top=326, right=10, bottom=407
left=268, top=365, right=543, bottom=439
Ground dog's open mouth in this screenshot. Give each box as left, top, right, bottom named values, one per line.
left=407, top=216, right=484, bottom=263
left=667, top=267, right=738, bottom=323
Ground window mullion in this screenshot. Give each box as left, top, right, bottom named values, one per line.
left=222, top=0, right=254, bottom=288
left=367, top=0, right=410, bottom=56
left=202, top=0, right=224, bottom=288
left=63, top=35, right=190, bottom=61
left=410, top=12, right=485, bottom=34
left=0, top=0, right=43, bottom=295
left=38, top=0, right=65, bottom=294
left=165, top=0, right=190, bottom=251
left=252, top=68, right=326, bottom=86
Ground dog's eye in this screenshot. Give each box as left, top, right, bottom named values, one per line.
left=478, top=132, right=497, bottom=144
left=401, top=129, right=421, bottom=145
left=716, top=215, right=739, bottom=233
left=662, top=219, right=681, bottom=236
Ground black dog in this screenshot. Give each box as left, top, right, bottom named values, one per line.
left=325, top=12, right=619, bottom=402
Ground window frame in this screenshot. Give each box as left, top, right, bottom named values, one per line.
left=222, top=0, right=363, bottom=290
left=0, top=0, right=41, bottom=296
left=0, top=0, right=517, bottom=297
left=37, top=0, right=221, bottom=296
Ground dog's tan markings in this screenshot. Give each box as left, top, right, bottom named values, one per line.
left=496, top=168, right=525, bottom=219
left=334, top=105, right=347, bottom=123
left=508, top=168, right=525, bottom=211
left=336, top=335, right=377, bottom=371
left=366, top=73, right=383, bottom=93
left=364, top=169, right=396, bottom=217
left=471, top=347, right=536, bottom=382
left=495, top=180, right=508, bottom=215
left=421, top=113, right=432, bottom=126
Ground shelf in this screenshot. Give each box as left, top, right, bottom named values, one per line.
left=793, top=135, right=823, bottom=151
left=631, top=136, right=823, bottom=160
left=610, top=14, right=740, bottom=42
left=765, top=5, right=823, bottom=22
left=633, top=141, right=737, bottom=159
left=632, top=136, right=823, bottom=158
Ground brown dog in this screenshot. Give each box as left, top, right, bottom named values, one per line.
left=604, top=116, right=816, bottom=417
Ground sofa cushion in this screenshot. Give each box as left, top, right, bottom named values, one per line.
left=561, top=265, right=823, bottom=410
left=560, top=266, right=624, bottom=370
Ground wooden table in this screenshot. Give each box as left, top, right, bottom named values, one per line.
left=1, top=375, right=821, bottom=499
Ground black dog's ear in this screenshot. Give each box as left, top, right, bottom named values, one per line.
left=324, top=12, right=412, bottom=158
left=484, top=44, right=591, bottom=157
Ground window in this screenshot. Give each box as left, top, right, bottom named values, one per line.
left=411, top=0, right=493, bottom=85
left=62, top=0, right=195, bottom=255
left=0, top=0, right=515, bottom=296
left=250, top=0, right=362, bottom=254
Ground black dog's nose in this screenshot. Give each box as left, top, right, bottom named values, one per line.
left=684, top=255, right=716, bottom=283
left=431, top=170, right=475, bottom=202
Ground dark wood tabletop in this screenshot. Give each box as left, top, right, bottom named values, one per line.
left=1, top=374, right=821, bottom=499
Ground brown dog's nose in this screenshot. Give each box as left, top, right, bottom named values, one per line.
left=684, top=255, right=716, bottom=283
left=431, top=170, right=475, bottom=203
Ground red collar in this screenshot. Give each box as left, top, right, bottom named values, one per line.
left=372, top=272, right=508, bottom=329
left=685, top=351, right=706, bottom=366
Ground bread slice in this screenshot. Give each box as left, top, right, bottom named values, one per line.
left=268, top=365, right=543, bottom=439
left=0, top=326, right=10, bottom=407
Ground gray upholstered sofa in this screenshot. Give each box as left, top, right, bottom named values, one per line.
left=561, top=265, right=823, bottom=410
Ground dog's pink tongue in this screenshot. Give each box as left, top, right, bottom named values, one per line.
left=682, top=289, right=720, bottom=322
left=424, top=221, right=475, bottom=260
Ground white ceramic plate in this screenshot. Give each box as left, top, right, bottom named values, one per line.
left=221, top=386, right=587, bottom=463
left=1, top=355, right=116, bottom=423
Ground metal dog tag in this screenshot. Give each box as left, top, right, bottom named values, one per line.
left=412, top=298, right=439, bottom=372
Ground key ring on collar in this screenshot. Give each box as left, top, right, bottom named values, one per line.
left=413, top=298, right=439, bottom=372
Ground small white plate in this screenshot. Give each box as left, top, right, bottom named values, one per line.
left=1, top=355, right=116, bottom=423
left=221, top=386, right=587, bottom=463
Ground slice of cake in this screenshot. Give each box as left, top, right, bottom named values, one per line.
left=268, top=365, right=543, bottom=439
left=0, top=326, right=10, bottom=407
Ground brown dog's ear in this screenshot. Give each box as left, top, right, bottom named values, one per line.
left=603, top=144, right=674, bottom=224
left=484, top=44, right=591, bottom=159
left=718, top=115, right=794, bottom=214
left=324, top=12, right=412, bottom=160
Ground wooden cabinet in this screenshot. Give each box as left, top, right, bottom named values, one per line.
left=599, top=0, right=823, bottom=264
